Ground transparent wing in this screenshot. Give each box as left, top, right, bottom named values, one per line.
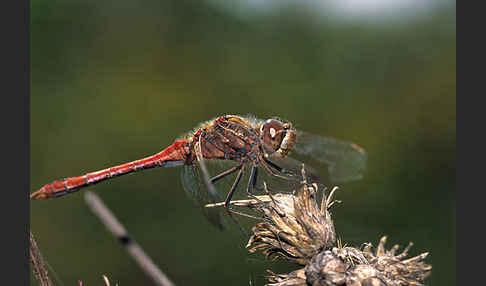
left=292, top=131, right=367, bottom=182
left=181, top=164, right=226, bottom=230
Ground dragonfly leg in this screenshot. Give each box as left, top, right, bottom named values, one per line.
left=247, top=165, right=258, bottom=196
left=262, top=157, right=295, bottom=176
left=222, top=163, right=244, bottom=209
left=245, top=165, right=266, bottom=204
left=210, top=165, right=242, bottom=183
left=259, top=156, right=296, bottom=181
left=223, top=164, right=264, bottom=221
left=211, top=164, right=264, bottom=217
left=263, top=157, right=283, bottom=172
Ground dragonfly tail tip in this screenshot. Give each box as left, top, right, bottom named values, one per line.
left=30, top=190, right=47, bottom=200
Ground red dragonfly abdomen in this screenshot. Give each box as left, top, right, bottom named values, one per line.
left=30, top=140, right=192, bottom=200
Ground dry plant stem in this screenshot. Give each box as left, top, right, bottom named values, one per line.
left=30, top=231, right=53, bottom=286
left=84, top=192, right=175, bottom=286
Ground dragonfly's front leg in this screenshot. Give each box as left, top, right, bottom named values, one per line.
left=259, top=156, right=297, bottom=181
left=262, top=157, right=296, bottom=176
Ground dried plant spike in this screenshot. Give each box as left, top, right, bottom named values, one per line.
left=319, top=186, right=328, bottom=212
left=102, top=275, right=111, bottom=286
left=300, top=163, right=307, bottom=184
left=327, top=186, right=340, bottom=205
left=376, top=235, right=388, bottom=256
left=403, top=252, right=429, bottom=264
left=396, top=241, right=414, bottom=259
left=30, top=231, right=53, bottom=286
left=361, top=242, right=372, bottom=253
left=325, top=186, right=341, bottom=211
left=266, top=269, right=307, bottom=286
left=389, top=244, right=400, bottom=256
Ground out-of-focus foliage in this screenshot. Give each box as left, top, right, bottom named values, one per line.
left=30, top=1, right=455, bottom=285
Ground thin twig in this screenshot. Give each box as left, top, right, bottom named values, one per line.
left=84, top=191, right=175, bottom=286
left=205, top=195, right=273, bottom=208
left=30, top=231, right=54, bottom=286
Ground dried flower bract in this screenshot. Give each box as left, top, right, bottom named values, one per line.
left=246, top=178, right=337, bottom=265
left=209, top=165, right=432, bottom=285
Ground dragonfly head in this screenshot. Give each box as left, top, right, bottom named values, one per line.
left=259, top=119, right=296, bottom=157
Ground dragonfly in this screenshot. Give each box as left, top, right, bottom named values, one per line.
left=31, top=115, right=366, bottom=227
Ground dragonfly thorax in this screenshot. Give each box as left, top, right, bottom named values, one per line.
left=259, top=119, right=296, bottom=158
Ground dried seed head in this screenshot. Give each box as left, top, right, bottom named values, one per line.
left=303, top=236, right=431, bottom=286
left=265, top=269, right=307, bottom=286
left=206, top=165, right=431, bottom=286
left=246, top=175, right=337, bottom=265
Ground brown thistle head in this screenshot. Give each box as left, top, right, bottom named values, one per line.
left=245, top=167, right=338, bottom=265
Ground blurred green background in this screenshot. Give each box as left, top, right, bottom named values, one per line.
left=30, top=0, right=456, bottom=285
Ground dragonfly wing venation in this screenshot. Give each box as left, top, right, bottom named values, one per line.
left=181, top=164, right=225, bottom=229
left=293, top=131, right=367, bottom=182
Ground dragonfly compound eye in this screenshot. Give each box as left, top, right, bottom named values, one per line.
left=261, top=119, right=289, bottom=155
